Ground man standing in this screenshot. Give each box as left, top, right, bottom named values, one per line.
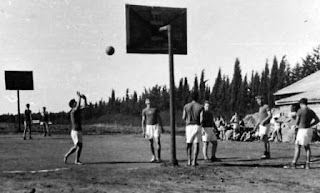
left=254, top=96, right=272, bottom=159
left=230, top=112, right=241, bottom=141
left=23, top=103, right=32, bottom=140
left=284, top=98, right=319, bottom=169
left=269, top=114, right=282, bottom=142
left=142, top=98, right=164, bottom=163
left=64, top=91, right=87, bottom=165
left=41, top=107, right=51, bottom=137
left=182, top=92, right=203, bottom=166
left=200, top=101, right=219, bottom=162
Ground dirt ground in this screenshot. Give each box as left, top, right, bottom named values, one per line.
left=2, top=133, right=320, bottom=193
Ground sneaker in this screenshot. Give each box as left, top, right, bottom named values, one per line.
left=150, top=157, right=156, bottom=163
left=261, top=152, right=270, bottom=159
left=23, top=136, right=26, bottom=140
left=191, top=162, right=199, bottom=167
left=75, top=161, right=83, bottom=165
left=284, top=162, right=296, bottom=169
left=156, top=159, right=162, bottom=163
left=305, top=162, right=310, bottom=170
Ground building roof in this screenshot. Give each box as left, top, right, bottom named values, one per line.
left=275, top=89, right=320, bottom=105
left=274, top=71, right=320, bottom=96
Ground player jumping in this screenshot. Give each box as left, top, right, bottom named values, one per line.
left=64, top=91, right=87, bottom=165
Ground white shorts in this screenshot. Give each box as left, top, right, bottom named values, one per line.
left=218, top=126, right=225, bottom=131
left=259, top=124, right=270, bottom=137
left=71, top=130, right=83, bottom=145
left=202, top=127, right=217, bottom=142
left=145, top=124, right=160, bottom=140
left=295, top=128, right=313, bottom=146
left=186, top=125, right=201, bottom=143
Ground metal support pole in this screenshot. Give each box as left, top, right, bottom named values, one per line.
left=167, top=25, right=178, bottom=166
left=17, top=90, right=21, bottom=132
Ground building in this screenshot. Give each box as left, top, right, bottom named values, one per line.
left=274, top=71, right=320, bottom=115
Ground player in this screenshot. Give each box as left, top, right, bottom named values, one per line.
left=41, top=107, right=51, bottom=137
left=64, top=91, right=87, bottom=165
left=254, top=95, right=272, bottom=159
left=230, top=112, right=240, bottom=140
left=142, top=98, right=164, bottom=163
left=23, top=103, right=32, bottom=140
left=284, top=98, right=319, bottom=169
left=200, top=100, right=219, bottom=162
left=182, top=91, right=203, bottom=166
left=269, top=113, right=282, bottom=142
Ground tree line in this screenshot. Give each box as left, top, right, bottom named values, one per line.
left=1, top=46, right=320, bottom=125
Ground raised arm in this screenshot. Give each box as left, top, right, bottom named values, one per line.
left=80, top=94, right=88, bottom=109
left=75, top=91, right=82, bottom=110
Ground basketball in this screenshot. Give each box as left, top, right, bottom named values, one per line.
left=106, top=46, right=115, bottom=55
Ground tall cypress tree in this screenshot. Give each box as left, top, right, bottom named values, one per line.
left=199, top=70, right=206, bottom=103
left=230, top=58, right=242, bottom=112
left=269, top=56, right=279, bottom=107
left=260, top=61, right=270, bottom=104
left=211, top=68, right=222, bottom=108
left=277, top=56, right=287, bottom=89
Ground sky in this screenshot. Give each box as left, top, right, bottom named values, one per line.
left=1, top=0, right=320, bottom=114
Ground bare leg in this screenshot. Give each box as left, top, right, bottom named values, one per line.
left=269, top=130, right=275, bottom=141
left=28, top=125, right=32, bottom=139
left=278, top=129, right=282, bottom=142
left=293, top=143, right=301, bottom=163
left=47, top=124, right=51, bottom=136
left=203, top=142, right=209, bottom=160
left=149, top=139, right=155, bottom=161
left=305, top=145, right=311, bottom=163
left=192, top=143, right=199, bottom=166
left=155, top=137, right=161, bottom=161
left=43, top=124, right=47, bottom=136
left=64, top=145, right=77, bottom=163
left=187, top=143, right=192, bottom=165
left=211, top=141, right=218, bottom=160
left=23, top=123, right=27, bottom=139
left=261, top=135, right=270, bottom=158
left=75, top=143, right=83, bottom=163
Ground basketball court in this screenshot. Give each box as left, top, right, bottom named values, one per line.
left=2, top=134, right=320, bottom=192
